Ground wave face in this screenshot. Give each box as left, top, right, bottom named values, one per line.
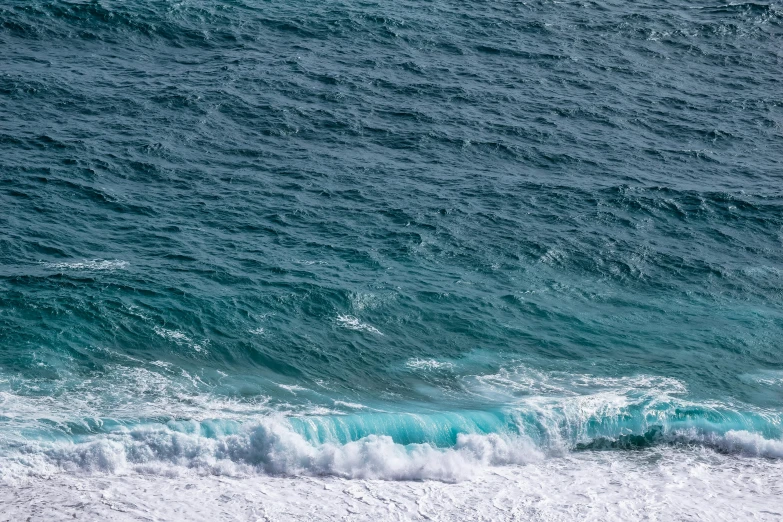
left=1, top=0, right=783, bottom=496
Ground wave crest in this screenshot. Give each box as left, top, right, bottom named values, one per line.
left=41, top=420, right=542, bottom=482
left=13, top=415, right=779, bottom=484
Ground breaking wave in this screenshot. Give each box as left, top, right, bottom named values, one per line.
left=5, top=400, right=782, bottom=483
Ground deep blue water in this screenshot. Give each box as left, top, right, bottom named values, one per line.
left=1, top=0, right=782, bottom=476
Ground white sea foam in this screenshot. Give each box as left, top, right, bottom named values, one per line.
left=1, top=381, right=783, bottom=521
left=336, top=315, right=383, bottom=335
left=292, top=259, right=328, bottom=266
left=673, top=429, right=783, bottom=459
left=12, top=419, right=541, bottom=483
left=4, top=413, right=783, bottom=488
left=2, top=441, right=782, bottom=521
left=463, top=363, right=689, bottom=412
left=0, top=365, right=275, bottom=428
left=43, top=259, right=129, bottom=271
left=538, top=248, right=566, bottom=264
left=276, top=383, right=308, bottom=394
left=153, top=326, right=206, bottom=352
left=2, top=358, right=782, bottom=512
left=333, top=400, right=368, bottom=409
left=405, top=358, right=455, bottom=371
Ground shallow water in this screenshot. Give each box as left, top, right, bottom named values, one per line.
left=1, top=0, right=782, bottom=497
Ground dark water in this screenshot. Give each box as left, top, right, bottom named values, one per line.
left=1, top=0, right=782, bottom=478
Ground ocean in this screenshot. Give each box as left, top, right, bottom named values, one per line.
left=1, top=0, right=782, bottom=519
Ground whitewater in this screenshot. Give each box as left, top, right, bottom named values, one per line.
left=2, top=0, right=783, bottom=519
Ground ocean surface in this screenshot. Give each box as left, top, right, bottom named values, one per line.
left=1, top=0, right=782, bottom=518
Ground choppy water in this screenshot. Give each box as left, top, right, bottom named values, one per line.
left=1, top=0, right=782, bottom=490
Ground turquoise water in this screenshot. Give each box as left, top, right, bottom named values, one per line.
left=1, top=0, right=782, bottom=477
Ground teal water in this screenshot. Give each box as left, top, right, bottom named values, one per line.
left=1, top=0, right=782, bottom=478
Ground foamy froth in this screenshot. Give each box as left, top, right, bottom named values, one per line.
left=1, top=365, right=782, bottom=483
left=42, top=259, right=129, bottom=271
left=3, top=447, right=783, bottom=521
left=3, top=406, right=781, bottom=485
left=24, top=419, right=540, bottom=482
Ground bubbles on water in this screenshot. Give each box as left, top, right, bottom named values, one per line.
left=405, top=358, right=455, bottom=371
left=153, top=326, right=207, bottom=353
left=42, top=259, right=129, bottom=271
left=336, top=315, right=384, bottom=335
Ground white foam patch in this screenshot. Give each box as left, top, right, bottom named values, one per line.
left=0, top=366, right=275, bottom=429
left=43, top=259, right=129, bottom=271
left=406, top=358, right=455, bottom=371
left=461, top=365, right=691, bottom=428
left=276, top=384, right=308, bottom=395
left=539, top=248, right=566, bottom=264
left=153, top=327, right=206, bottom=353
left=336, top=315, right=383, bottom=335
left=1, top=446, right=781, bottom=521
left=675, top=429, right=783, bottom=459
left=468, top=365, right=688, bottom=399
left=333, top=400, right=367, bottom=410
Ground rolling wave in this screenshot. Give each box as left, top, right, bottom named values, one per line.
left=5, top=394, right=781, bottom=482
